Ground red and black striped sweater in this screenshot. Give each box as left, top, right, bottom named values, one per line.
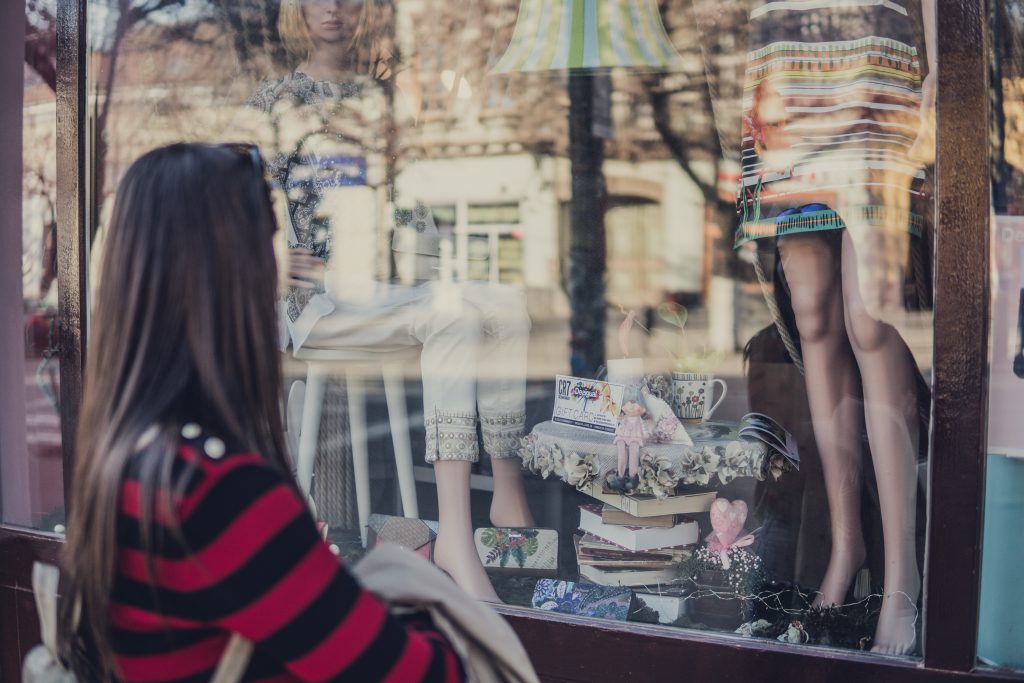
left=110, top=428, right=464, bottom=683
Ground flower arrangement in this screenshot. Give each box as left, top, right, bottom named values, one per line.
left=681, top=545, right=766, bottom=595
left=519, top=435, right=599, bottom=492
left=677, top=442, right=776, bottom=487
left=564, top=450, right=601, bottom=490
left=649, top=415, right=684, bottom=444
left=718, top=441, right=762, bottom=485
left=680, top=446, right=721, bottom=486
left=635, top=451, right=681, bottom=499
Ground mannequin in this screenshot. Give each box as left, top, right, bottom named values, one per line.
left=251, top=0, right=535, bottom=602
left=736, top=0, right=936, bottom=655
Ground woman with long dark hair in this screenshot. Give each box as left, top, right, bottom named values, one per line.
left=59, top=143, right=466, bottom=682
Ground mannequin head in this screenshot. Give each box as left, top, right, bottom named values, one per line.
left=279, top=0, right=386, bottom=65
left=746, top=80, right=797, bottom=169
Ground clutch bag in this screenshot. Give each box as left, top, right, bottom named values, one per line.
left=474, top=527, right=559, bottom=576
left=366, top=514, right=439, bottom=561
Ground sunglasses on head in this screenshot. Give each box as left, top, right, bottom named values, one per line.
left=218, top=142, right=265, bottom=176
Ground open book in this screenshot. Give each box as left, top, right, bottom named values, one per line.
left=737, top=412, right=800, bottom=470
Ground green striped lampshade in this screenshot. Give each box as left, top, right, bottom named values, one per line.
left=491, top=0, right=682, bottom=73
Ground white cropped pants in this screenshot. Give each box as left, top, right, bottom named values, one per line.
left=302, top=281, right=531, bottom=463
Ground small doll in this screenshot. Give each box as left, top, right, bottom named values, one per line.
left=610, top=400, right=647, bottom=492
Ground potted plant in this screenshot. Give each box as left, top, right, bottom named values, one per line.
left=657, top=303, right=728, bottom=422
left=680, top=545, right=766, bottom=630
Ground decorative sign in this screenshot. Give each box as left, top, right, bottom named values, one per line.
left=553, top=375, right=625, bottom=434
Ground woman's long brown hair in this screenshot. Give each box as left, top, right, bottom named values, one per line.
left=60, top=143, right=293, bottom=679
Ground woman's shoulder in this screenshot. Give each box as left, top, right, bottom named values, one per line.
left=122, top=423, right=297, bottom=540
left=125, top=423, right=287, bottom=500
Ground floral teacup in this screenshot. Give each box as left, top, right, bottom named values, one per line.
left=672, top=372, right=727, bottom=423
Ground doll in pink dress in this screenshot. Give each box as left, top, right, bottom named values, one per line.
left=611, top=400, right=647, bottom=492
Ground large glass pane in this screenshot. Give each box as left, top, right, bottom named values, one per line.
left=1, top=1, right=64, bottom=532
left=979, top=0, right=1024, bottom=671
left=85, top=0, right=936, bottom=657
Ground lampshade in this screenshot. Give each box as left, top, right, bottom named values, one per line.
left=491, top=0, right=682, bottom=73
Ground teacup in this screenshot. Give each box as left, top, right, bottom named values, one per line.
left=671, top=372, right=727, bottom=423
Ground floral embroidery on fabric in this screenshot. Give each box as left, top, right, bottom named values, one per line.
left=481, top=411, right=526, bottom=459
left=424, top=412, right=479, bottom=464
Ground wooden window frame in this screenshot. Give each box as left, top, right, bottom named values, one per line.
left=1, top=1, right=1004, bottom=680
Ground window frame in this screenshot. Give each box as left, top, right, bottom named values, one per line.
left=0, top=1, right=1001, bottom=680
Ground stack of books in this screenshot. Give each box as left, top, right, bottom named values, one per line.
left=575, top=504, right=698, bottom=586
left=583, top=483, right=716, bottom=517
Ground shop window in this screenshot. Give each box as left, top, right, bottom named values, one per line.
left=0, top=0, right=64, bottom=533
left=83, top=0, right=937, bottom=658
left=979, top=0, right=1024, bottom=670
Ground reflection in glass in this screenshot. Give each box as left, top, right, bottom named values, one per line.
left=82, top=0, right=941, bottom=657
left=726, top=0, right=934, bottom=656
left=3, top=0, right=64, bottom=531
left=247, top=0, right=535, bottom=602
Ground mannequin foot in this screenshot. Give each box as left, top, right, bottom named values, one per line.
left=812, top=538, right=867, bottom=607
left=871, top=574, right=921, bottom=655
left=489, top=458, right=535, bottom=527
left=489, top=501, right=535, bottom=528
left=434, top=531, right=502, bottom=603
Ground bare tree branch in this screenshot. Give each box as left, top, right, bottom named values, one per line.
left=24, top=5, right=57, bottom=91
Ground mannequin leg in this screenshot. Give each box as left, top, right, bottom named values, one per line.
left=841, top=233, right=920, bottom=655
left=416, top=300, right=500, bottom=600
left=778, top=234, right=867, bottom=607
left=433, top=460, right=501, bottom=602
left=490, top=458, right=535, bottom=527
left=465, top=283, right=536, bottom=528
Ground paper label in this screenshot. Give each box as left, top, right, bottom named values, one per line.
left=552, top=375, right=625, bottom=434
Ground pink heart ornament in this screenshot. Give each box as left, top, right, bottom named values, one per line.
left=709, top=498, right=747, bottom=549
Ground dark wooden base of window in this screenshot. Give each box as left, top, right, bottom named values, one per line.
left=0, top=528, right=62, bottom=681
left=498, top=605, right=1015, bottom=683
left=0, top=527, right=1018, bottom=682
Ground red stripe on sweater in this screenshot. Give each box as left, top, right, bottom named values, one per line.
left=382, top=632, right=433, bottom=683
left=110, top=602, right=205, bottom=631
left=119, top=450, right=267, bottom=524
left=120, top=480, right=181, bottom=525
left=287, top=591, right=387, bottom=681
left=216, top=542, right=338, bottom=641
left=115, top=633, right=228, bottom=683
left=118, top=485, right=305, bottom=590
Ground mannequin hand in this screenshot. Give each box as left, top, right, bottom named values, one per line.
left=287, top=247, right=326, bottom=289
left=908, top=72, right=936, bottom=165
